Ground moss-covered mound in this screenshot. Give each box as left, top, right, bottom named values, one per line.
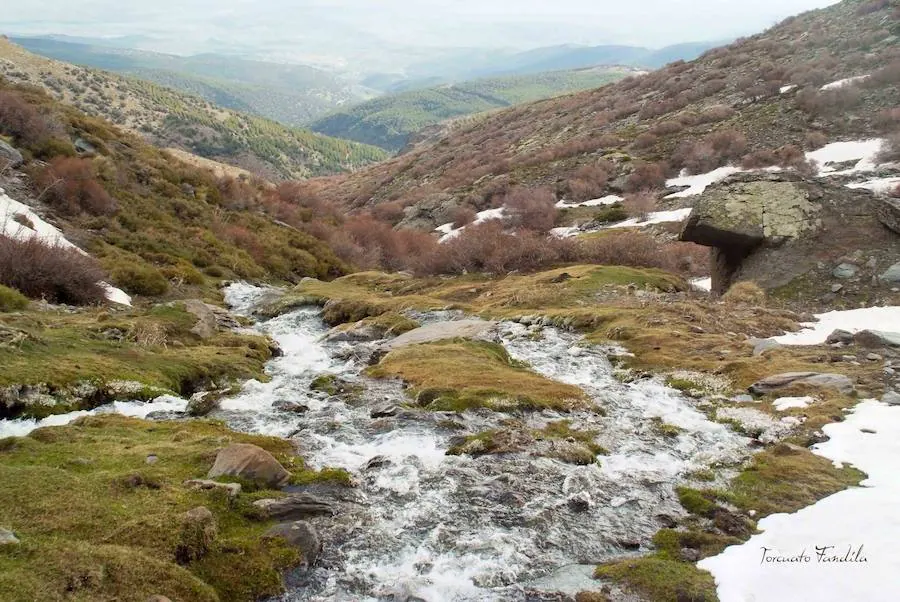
left=0, top=414, right=341, bottom=602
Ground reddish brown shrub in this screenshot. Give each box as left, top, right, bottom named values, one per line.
left=740, top=149, right=778, bottom=169
left=698, top=105, right=736, bottom=123
left=0, top=234, right=106, bottom=305
left=0, top=91, right=54, bottom=149
left=878, top=134, right=900, bottom=163
left=216, top=175, right=257, bottom=210
left=450, top=206, right=477, bottom=229
left=623, top=192, right=658, bottom=221
left=371, top=201, right=406, bottom=225
left=804, top=132, right=828, bottom=150
left=566, top=163, right=611, bottom=201
left=650, top=120, right=684, bottom=137
left=426, top=221, right=564, bottom=275
left=856, top=0, right=889, bottom=15
left=631, top=133, right=659, bottom=150
left=625, top=162, right=668, bottom=192
left=502, top=187, right=558, bottom=233
left=875, top=108, right=900, bottom=132
left=34, top=157, right=117, bottom=216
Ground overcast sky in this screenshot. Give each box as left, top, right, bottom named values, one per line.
left=1, top=0, right=839, bottom=64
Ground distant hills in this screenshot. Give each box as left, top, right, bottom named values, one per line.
left=311, top=66, right=639, bottom=152
left=10, top=36, right=370, bottom=126
left=0, top=38, right=387, bottom=179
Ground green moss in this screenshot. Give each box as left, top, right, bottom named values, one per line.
left=594, top=556, right=717, bottom=602
left=368, top=339, right=587, bottom=412
left=676, top=486, right=718, bottom=518
left=0, top=285, right=29, bottom=312
left=650, top=417, right=684, bottom=438
left=0, top=414, right=338, bottom=602
left=537, top=420, right=608, bottom=455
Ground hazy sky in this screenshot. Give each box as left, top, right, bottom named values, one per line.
left=1, top=0, right=839, bottom=67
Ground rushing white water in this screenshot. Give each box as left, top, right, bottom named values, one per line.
left=215, top=285, right=752, bottom=601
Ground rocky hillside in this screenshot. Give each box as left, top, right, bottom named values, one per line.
left=0, top=38, right=388, bottom=180
left=309, top=66, right=638, bottom=152
left=311, top=0, right=899, bottom=210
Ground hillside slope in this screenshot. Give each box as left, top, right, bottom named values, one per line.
left=0, top=38, right=387, bottom=180
left=310, top=66, right=638, bottom=152
left=310, top=0, right=899, bottom=211
left=10, top=37, right=369, bottom=126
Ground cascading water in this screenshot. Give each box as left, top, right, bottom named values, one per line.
left=216, top=284, right=751, bottom=601
left=0, top=283, right=750, bottom=600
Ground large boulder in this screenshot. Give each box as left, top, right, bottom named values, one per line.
left=263, top=521, right=321, bottom=566
left=853, top=330, right=900, bottom=348
left=0, top=140, right=23, bottom=169
left=207, top=444, right=291, bottom=489
left=680, top=172, right=900, bottom=296
left=749, top=372, right=855, bottom=395
left=880, top=262, right=900, bottom=284
left=381, top=319, right=497, bottom=351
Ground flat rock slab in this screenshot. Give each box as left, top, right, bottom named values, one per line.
left=252, top=493, right=335, bottom=521
left=381, top=319, right=497, bottom=350
left=749, top=372, right=855, bottom=395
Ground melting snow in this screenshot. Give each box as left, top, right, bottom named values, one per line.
left=821, top=75, right=870, bottom=91
left=700, top=399, right=900, bottom=602
left=773, top=306, right=900, bottom=346
left=773, top=396, right=816, bottom=411
left=666, top=166, right=743, bottom=198
left=555, top=195, right=623, bottom=209
left=845, top=176, right=900, bottom=195
left=806, top=139, right=884, bottom=176
left=691, top=277, right=712, bottom=292
left=780, top=84, right=797, bottom=94
left=435, top=207, right=506, bottom=243
left=549, top=226, right=581, bottom=238
left=607, top=208, right=693, bottom=229
left=1, top=189, right=131, bottom=305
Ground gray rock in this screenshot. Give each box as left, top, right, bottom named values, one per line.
left=882, top=391, right=900, bottom=406
left=263, top=521, right=321, bottom=565
left=370, top=404, right=400, bottom=418
left=272, top=399, right=309, bottom=414
left=867, top=353, right=884, bottom=361
left=877, top=198, right=900, bottom=235
left=251, top=493, right=335, bottom=521
left=825, top=329, right=854, bottom=345
left=0, top=528, right=20, bottom=546
left=749, top=372, right=855, bottom=395
left=880, top=262, right=900, bottom=284
left=364, top=455, right=392, bottom=471
left=832, top=263, right=858, bottom=279
left=831, top=284, right=844, bottom=293
left=207, top=444, right=290, bottom=489
left=186, top=390, right=222, bottom=417
left=732, top=394, right=756, bottom=403
left=853, top=330, right=900, bottom=348
left=184, top=479, right=242, bottom=498
left=146, top=454, right=159, bottom=465
left=751, top=339, right=781, bottom=356
left=381, top=319, right=497, bottom=351
left=0, top=140, right=24, bottom=168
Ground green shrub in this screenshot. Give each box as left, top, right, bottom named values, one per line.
left=112, top=264, right=170, bottom=296
left=0, top=284, right=28, bottom=311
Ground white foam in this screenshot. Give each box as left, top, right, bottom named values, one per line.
left=700, top=400, right=900, bottom=601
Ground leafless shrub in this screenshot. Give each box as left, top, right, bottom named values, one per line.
left=503, top=187, right=558, bottom=233
left=623, top=192, right=658, bottom=221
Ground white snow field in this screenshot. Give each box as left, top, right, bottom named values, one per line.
left=1, top=189, right=131, bottom=305
left=435, top=207, right=506, bottom=242
left=773, top=306, right=900, bottom=346
left=820, top=75, right=870, bottom=91
left=806, top=139, right=884, bottom=175
left=700, top=399, right=900, bottom=602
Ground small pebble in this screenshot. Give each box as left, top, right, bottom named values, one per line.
left=146, top=455, right=159, bottom=465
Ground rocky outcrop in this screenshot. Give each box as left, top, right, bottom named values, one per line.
left=877, top=197, right=900, bottom=235
left=853, top=330, right=900, bottom=348
left=680, top=172, right=900, bottom=297
left=207, top=444, right=291, bottom=489
left=181, top=299, right=241, bottom=339
left=749, top=372, right=855, bottom=395
left=0, top=380, right=168, bottom=420
left=0, top=139, right=23, bottom=169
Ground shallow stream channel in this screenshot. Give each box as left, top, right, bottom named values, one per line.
left=217, top=284, right=750, bottom=601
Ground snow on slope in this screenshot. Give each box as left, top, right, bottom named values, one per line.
left=555, top=195, right=623, bottom=209
left=606, top=208, right=693, bottom=229
left=773, top=306, right=900, bottom=345
left=700, top=399, right=900, bottom=602
left=436, top=207, right=506, bottom=242
left=821, top=75, right=870, bottom=91
left=666, top=166, right=743, bottom=199
left=807, top=139, right=884, bottom=175
left=0, top=189, right=131, bottom=306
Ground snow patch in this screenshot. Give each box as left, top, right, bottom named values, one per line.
left=773, top=306, right=900, bottom=346
left=665, top=166, right=743, bottom=199
left=549, top=226, right=581, bottom=239
left=607, top=208, right=693, bottom=229
left=779, top=84, right=797, bottom=94
left=1, top=189, right=131, bottom=306
left=435, top=207, right=506, bottom=243
left=773, top=396, right=816, bottom=411
left=555, top=195, right=623, bottom=209
left=691, top=277, right=712, bottom=292
left=806, top=139, right=884, bottom=176
left=820, top=75, right=869, bottom=91
left=700, top=399, right=900, bottom=602
left=845, top=176, right=900, bottom=195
